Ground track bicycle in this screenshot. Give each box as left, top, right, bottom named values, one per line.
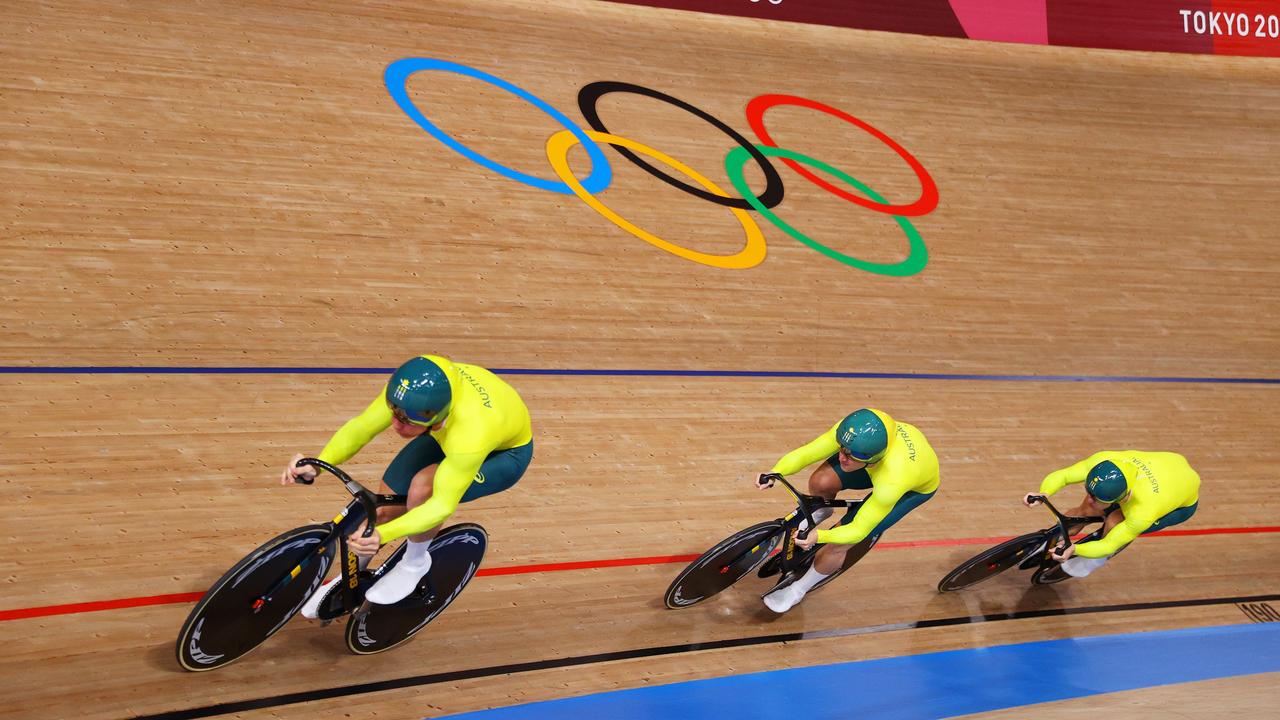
left=175, top=458, right=487, bottom=671
left=664, top=474, right=878, bottom=608
left=936, top=493, right=1105, bottom=592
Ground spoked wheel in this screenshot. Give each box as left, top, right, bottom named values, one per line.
left=664, top=521, right=783, bottom=609
left=345, top=523, right=488, bottom=655
left=936, top=531, right=1050, bottom=593
left=176, top=525, right=336, bottom=671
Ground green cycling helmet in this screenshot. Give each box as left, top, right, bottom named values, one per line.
left=1085, top=459, right=1135, bottom=503
left=836, top=408, right=895, bottom=464
left=386, top=356, right=452, bottom=426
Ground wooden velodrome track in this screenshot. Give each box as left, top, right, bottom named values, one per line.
left=2, top=0, right=1279, bottom=718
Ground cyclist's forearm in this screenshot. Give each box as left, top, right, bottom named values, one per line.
left=376, top=498, right=454, bottom=543
left=1074, top=519, right=1140, bottom=558
left=770, top=437, right=837, bottom=476
left=375, top=462, right=473, bottom=543
left=815, top=497, right=892, bottom=545
left=1038, top=454, right=1102, bottom=495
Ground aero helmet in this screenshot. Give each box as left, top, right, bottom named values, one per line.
left=385, top=356, right=452, bottom=426
left=836, top=408, right=895, bottom=464
left=1085, top=459, right=1136, bottom=503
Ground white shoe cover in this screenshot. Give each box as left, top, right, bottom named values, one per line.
left=301, top=577, right=341, bottom=620
left=365, top=552, right=433, bottom=605
left=1062, top=555, right=1108, bottom=578
left=763, top=583, right=807, bottom=613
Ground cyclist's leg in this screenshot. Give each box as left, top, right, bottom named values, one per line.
left=807, top=459, right=844, bottom=500
left=458, top=440, right=534, bottom=503
left=768, top=489, right=934, bottom=612
left=818, top=489, right=934, bottom=574
left=1070, top=501, right=1197, bottom=576
left=806, top=456, right=870, bottom=528
left=1141, top=502, right=1198, bottom=534
left=304, top=445, right=444, bottom=619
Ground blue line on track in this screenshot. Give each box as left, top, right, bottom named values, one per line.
left=2, top=366, right=1279, bottom=384
left=435, top=622, right=1280, bottom=720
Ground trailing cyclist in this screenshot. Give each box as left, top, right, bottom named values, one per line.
left=757, top=408, right=940, bottom=612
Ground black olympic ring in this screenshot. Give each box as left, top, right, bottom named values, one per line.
left=576, top=80, right=785, bottom=210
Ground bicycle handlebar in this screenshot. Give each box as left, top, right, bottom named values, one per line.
left=1026, top=493, right=1104, bottom=553
left=295, top=458, right=377, bottom=538
left=765, top=474, right=818, bottom=541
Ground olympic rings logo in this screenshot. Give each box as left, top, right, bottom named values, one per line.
left=385, top=58, right=939, bottom=276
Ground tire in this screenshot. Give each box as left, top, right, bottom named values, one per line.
left=936, top=531, right=1049, bottom=593
left=664, top=521, right=783, bottom=609
left=345, top=523, right=487, bottom=655
left=176, top=525, right=335, bottom=671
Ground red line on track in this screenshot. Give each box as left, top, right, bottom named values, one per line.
left=4, top=525, right=1277, bottom=623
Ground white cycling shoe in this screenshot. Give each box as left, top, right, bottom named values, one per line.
left=301, top=577, right=341, bottom=620
left=365, top=552, right=433, bottom=605
left=1062, top=555, right=1108, bottom=578
left=763, top=583, right=808, bottom=614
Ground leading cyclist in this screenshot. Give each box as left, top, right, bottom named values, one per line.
left=280, top=354, right=533, bottom=615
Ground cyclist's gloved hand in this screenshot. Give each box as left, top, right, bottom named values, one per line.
left=279, top=450, right=318, bottom=484
left=348, top=520, right=382, bottom=558
left=1050, top=543, right=1075, bottom=563
left=281, top=453, right=319, bottom=485
left=1022, top=493, right=1042, bottom=508
left=757, top=473, right=782, bottom=490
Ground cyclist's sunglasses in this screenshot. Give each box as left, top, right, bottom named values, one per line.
left=390, top=405, right=436, bottom=427
left=839, top=447, right=876, bottom=462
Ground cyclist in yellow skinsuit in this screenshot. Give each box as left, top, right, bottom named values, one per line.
left=1026, top=451, right=1200, bottom=577
left=757, top=408, right=939, bottom=612
left=280, top=355, right=533, bottom=613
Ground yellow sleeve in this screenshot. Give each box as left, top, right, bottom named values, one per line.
left=815, top=490, right=900, bottom=546
left=316, top=390, right=393, bottom=465
left=1074, top=513, right=1147, bottom=558
left=769, top=422, right=841, bottom=477
left=1039, top=452, right=1108, bottom=496
left=375, top=452, right=483, bottom=543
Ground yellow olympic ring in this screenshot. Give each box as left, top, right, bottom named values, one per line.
left=545, top=130, right=767, bottom=270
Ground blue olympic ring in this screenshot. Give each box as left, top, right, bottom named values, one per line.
left=384, top=58, right=612, bottom=194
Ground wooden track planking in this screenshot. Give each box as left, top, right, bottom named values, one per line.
left=2, top=0, right=1279, bottom=717
left=1, top=372, right=1278, bottom=718
left=1, top=0, right=1278, bottom=375
left=1, top=373, right=1277, bottom=607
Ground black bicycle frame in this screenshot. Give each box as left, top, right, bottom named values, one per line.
left=1027, top=493, right=1104, bottom=556
left=771, top=475, right=855, bottom=575
left=253, top=459, right=407, bottom=613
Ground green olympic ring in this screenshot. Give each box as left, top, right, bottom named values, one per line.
left=725, top=145, right=928, bottom=277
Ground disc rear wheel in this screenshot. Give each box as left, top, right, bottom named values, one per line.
left=345, top=523, right=488, bottom=654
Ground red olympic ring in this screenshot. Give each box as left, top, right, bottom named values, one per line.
left=746, top=94, right=939, bottom=218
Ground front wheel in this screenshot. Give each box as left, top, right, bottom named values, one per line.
left=345, top=523, right=488, bottom=655
left=176, top=524, right=335, bottom=671
left=936, top=531, right=1049, bottom=593
left=664, top=521, right=783, bottom=609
